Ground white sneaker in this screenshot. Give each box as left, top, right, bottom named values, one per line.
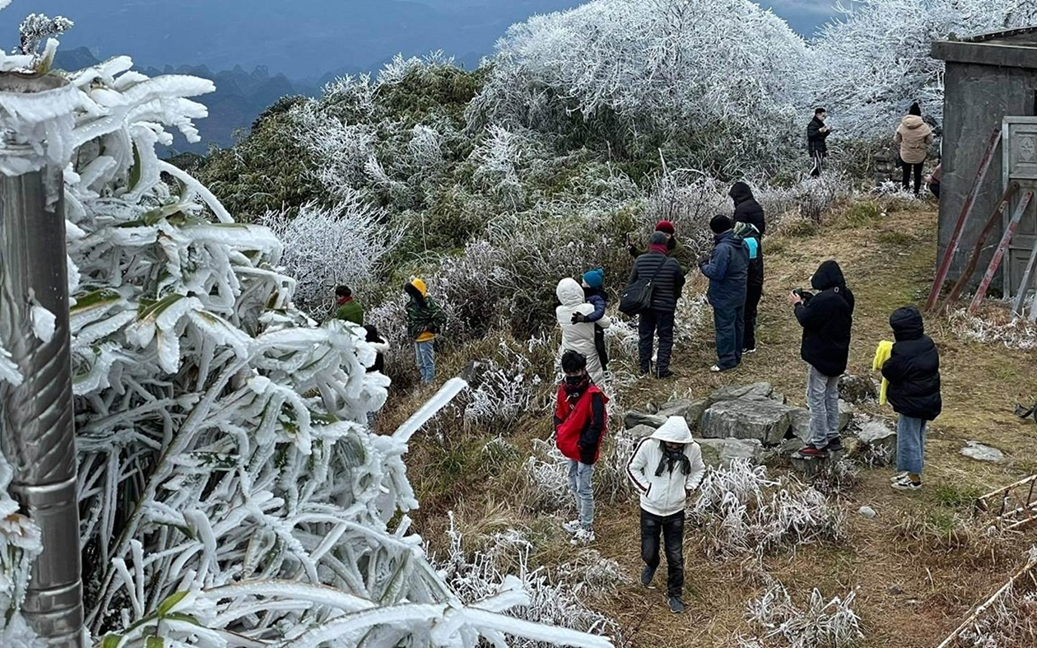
left=562, top=519, right=581, bottom=534
left=570, top=529, right=595, bottom=545
left=889, top=471, right=909, bottom=484
left=710, top=365, right=722, bottom=373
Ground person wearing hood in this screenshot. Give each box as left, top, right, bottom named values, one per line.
left=627, top=220, right=696, bottom=275
left=557, top=277, right=612, bottom=383
left=334, top=285, right=364, bottom=326
left=699, top=215, right=749, bottom=372
left=879, top=306, right=942, bottom=491
left=573, top=268, right=610, bottom=373
left=404, top=278, right=446, bottom=384
left=790, top=260, right=855, bottom=458
left=626, top=416, right=705, bottom=615
left=807, top=107, right=832, bottom=177
left=629, top=232, right=685, bottom=378
left=729, top=182, right=766, bottom=237
left=554, top=350, right=609, bottom=545
left=894, top=102, right=934, bottom=196
left=733, top=219, right=764, bottom=355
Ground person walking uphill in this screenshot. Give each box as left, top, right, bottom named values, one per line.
left=404, top=278, right=446, bottom=384
left=880, top=306, right=941, bottom=491
left=626, top=416, right=705, bottom=615
left=334, top=285, right=364, bottom=326
left=790, top=260, right=855, bottom=458
left=807, top=107, right=832, bottom=177
left=699, top=215, right=749, bottom=372
left=895, top=102, right=934, bottom=195
left=627, top=220, right=696, bottom=275
left=629, top=232, right=684, bottom=378
left=556, top=277, right=611, bottom=384
left=555, top=350, right=608, bottom=545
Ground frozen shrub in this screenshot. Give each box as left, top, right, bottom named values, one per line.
left=472, top=125, right=529, bottom=209
left=744, top=579, right=864, bottom=648
left=464, top=339, right=551, bottom=435
left=524, top=439, right=573, bottom=513
left=948, top=303, right=1037, bottom=351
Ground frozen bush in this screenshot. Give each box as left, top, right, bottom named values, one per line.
left=948, top=303, right=1037, bottom=351
left=464, top=339, right=551, bottom=435
left=524, top=439, right=574, bottom=513
left=472, top=125, right=528, bottom=209
left=744, top=579, right=864, bottom=648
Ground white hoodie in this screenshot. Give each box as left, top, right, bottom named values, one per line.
left=556, top=277, right=611, bottom=383
left=626, top=417, right=706, bottom=517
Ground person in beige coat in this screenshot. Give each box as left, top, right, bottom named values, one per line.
left=894, top=102, right=934, bottom=195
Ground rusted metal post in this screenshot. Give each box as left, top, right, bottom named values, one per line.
left=969, top=190, right=1034, bottom=314
left=0, top=74, right=84, bottom=646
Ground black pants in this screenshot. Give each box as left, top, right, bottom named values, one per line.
left=594, top=324, right=609, bottom=371
left=744, top=282, right=762, bottom=351
left=902, top=161, right=924, bottom=195
left=713, top=303, right=744, bottom=370
left=638, top=309, right=675, bottom=374
left=641, top=508, right=685, bottom=598
left=810, top=151, right=826, bottom=177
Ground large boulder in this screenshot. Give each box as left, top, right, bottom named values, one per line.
left=656, top=399, right=696, bottom=418
left=710, top=382, right=775, bottom=404
left=858, top=419, right=897, bottom=463
left=789, top=401, right=855, bottom=442
left=699, top=398, right=795, bottom=444
left=698, top=438, right=766, bottom=468
left=839, top=374, right=879, bottom=404
left=625, top=424, right=657, bottom=439
left=624, top=411, right=667, bottom=430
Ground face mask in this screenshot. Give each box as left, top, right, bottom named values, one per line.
left=565, top=375, right=586, bottom=385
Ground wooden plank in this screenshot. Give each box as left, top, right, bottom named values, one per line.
left=942, top=182, right=1018, bottom=310
left=969, top=191, right=1034, bottom=314
left=927, top=129, right=1002, bottom=311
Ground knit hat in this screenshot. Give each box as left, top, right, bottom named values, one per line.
left=582, top=268, right=604, bottom=289
left=655, top=220, right=676, bottom=235
left=908, top=102, right=921, bottom=116
left=710, top=215, right=732, bottom=234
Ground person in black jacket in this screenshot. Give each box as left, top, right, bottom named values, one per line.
left=790, top=260, right=854, bottom=458
left=699, top=216, right=749, bottom=372
left=729, top=182, right=766, bottom=237
left=807, top=108, right=832, bottom=178
left=630, top=231, right=685, bottom=378
left=881, top=306, right=941, bottom=491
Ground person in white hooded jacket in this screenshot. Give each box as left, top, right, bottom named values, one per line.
left=556, top=277, right=611, bottom=383
left=626, top=416, right=705, bottom=615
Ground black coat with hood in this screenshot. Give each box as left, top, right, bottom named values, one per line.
left=794, top=260, right=855, bottom=376
left=881, top=306, right=942, bottom=421
left=730, top=182, right=766, bottom=237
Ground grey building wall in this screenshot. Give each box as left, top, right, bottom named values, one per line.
left=938, top=62, right=1037, bottom=294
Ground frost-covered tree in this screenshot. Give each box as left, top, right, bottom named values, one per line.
left=0, top=14, right=613, bottom=648
left=808, top=0, right=1037, bottom=140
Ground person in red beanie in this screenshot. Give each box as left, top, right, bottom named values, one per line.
left=627, top=220, right=695, bottom=275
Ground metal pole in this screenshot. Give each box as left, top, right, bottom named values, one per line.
left=0, top=75, right=84, bottom=646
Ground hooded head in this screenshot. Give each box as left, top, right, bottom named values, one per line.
left=649, top=231, right=669, bottom=253
left=810, top=260, right=846, bottom=291
left=890, top=305, right=925, bottom=342
left=729, top=181, right=754, bottom=205
left=655, top=220, right=675, bottom=235
left=650, top=416, right=694, bottom=445
left=710, top=214, right=732, bottom=235
left=582, top=268, right=604, bottom=289
left=405, top=278, right=428, bottom=301
left=908, top=102, right=921, bottom=116
left=556, top=277, right=585, bottom=307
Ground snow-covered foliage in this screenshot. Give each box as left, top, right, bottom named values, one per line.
left=463, top=339, right=550, bottom=435
left=809, top=0, right=1037, bottom=140
left=743, top=579, right=863, bottom=648
left=524, top=439, right=574, bottom=512
left=18, top=12, right=72, bottom=58
left=0, top=28, right=613, bottom=648
left=948, top=303, right=1037, bottom=350
left=690, top=461, right=846, bottom=559
left=0, top=454, right=44, bottom=648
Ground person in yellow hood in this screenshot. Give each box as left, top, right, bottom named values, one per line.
left=404, top=278, right=446, bottom=383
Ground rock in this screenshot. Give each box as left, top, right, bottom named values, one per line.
left=699, top=398, right=795, bottom=444
left=624, top=411, right=667, bottom=430
left=770, top=391, right=787, bottom=405
left=842, top=436, right=862, bottom=457
left=626, top=425, right=657, bottom=439
left=777, top=437, right=806, bottom=457
left=838, top=400, right=855, bottom=431
left=645, top=401, right=660, bottom=415
left=789, top=402, right=855, bottom=443
left=683, top=398, right=709, bottom=431
left=961, top=441, right=1004, bottom=463
left=656, top=399, right=696, bottom=419
left=710, top=382, right=774, bottom=404
left=698, top=438, right=766, bottom=468
left=839, top=374, right=879, bottom=404
left=858, top=420, right=897, bottom=463
left=858, top=506, right=877, bottom=519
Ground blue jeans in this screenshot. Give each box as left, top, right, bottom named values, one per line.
left=896, top=415, right=927, bottom=475
left=415, top=340, right=435, bottom=383
left=568, top=460, right=594, bottom=531
left=806, top=364, right=840, bottom=449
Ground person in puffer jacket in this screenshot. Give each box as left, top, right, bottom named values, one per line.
left=630, top=232, right=685, bottom=378
left=881, top=305, right=941, bottom=492
left=554, top=350, right=608, bottom=545
left=573, top=268, right=609, bottom=373
left=734, top=221, right=764, bottom=354
left=699, top=215, right=749, bottom=372
left=729, top=182, right=766, bottom=237
left=626, top=416, right=705, bottom=615
left=894, top=102, right=934, bottom=195
left=556, top=277, right=611, bottom=383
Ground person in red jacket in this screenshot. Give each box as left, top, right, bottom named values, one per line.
left=554, top=350, right=608, bottom=545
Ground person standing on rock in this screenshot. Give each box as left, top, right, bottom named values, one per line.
left=555, top=350, right=608, bottom=545
left=629, top=232, right=684, bottom=378
left=627, top=220, right=696, bottom=275
left=699, top=215, right=749, bottom=373
left=790, top=260, right=855, bottom=458
left=879, top=305, right=941, bottom=491
left=626, top=416, right=705, bottom=615
left=556, top=277, right=611, bottom=383
left=405, top=278, right=446, bottom=384
left=894, top=102, right=934, bottom=196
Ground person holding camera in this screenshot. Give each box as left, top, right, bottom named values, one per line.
left=405, top=277, right=447, bottom=384
left=807, top=108, right=832, bottom=178
left=789, top=260, right=855, bottom=458
left=699, top=215, right=749, bottom=372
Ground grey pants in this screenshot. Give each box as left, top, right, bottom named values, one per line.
left=896, top=415, right=927, bottom=475
left=806, top=365, right=840, bottom=449
left=567, top=460, right=594, bottom=531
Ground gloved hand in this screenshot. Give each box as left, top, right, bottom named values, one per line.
left=571, top=312, right=587, bottom=324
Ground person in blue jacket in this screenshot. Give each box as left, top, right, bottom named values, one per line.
left=572, top=268, right=609, bottom=373
left=699, top=215, right=749, bottom=372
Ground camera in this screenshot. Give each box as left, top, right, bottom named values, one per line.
left=792, top=288, right=814, bottom=301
